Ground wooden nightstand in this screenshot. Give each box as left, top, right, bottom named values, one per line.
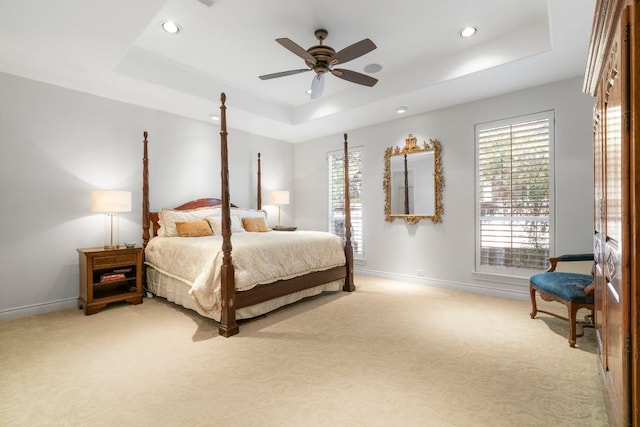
left=77, top=246, right=143, bottom=315
left=273, top=226, right=297, bottom=231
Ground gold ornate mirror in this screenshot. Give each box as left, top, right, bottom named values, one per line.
left=384, top=134, right=443, bottom=224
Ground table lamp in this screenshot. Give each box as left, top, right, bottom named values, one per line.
left=91, top=190, right=132, bottom=248
left=268, top=190, right=289, bottom=228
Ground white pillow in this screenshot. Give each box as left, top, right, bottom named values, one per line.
left=206, top=215, right=245, bottom=235
left=230, top=208, right=268, bottom=220
left=158, top=206, right=221, bottom=237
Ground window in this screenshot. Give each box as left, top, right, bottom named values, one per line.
left=328, top=146, right=364, bottom=259
left=476, top=111, right=554, bottom=275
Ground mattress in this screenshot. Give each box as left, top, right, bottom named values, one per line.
left=144, top=230, right=347, bottom=321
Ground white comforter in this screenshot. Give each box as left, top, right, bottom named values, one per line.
left=144, top=231, right=346, bottom=314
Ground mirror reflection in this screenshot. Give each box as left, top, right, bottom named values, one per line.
left=384, top=134, right=443, bottom=224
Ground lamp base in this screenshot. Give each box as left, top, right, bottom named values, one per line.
left=104, top=213, right=120, bottom=249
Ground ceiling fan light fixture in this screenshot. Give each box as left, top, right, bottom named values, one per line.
left=162, top=21, right=181, bottom=35
left=458, top=26, right=477, bottom=38
left=310, top=73, right=325, bottom=99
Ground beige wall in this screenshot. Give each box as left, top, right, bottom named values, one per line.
left=0, top=72, right=594, bottom=317
left=293, top=76, right=594, bottom=299
left=0, top=72, right=292, bottom=318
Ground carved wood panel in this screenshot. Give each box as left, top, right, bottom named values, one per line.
left=589, top=3, right=633, bottom=424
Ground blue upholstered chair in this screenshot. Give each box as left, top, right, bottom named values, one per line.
left=529, top=254, right=595, bottom=347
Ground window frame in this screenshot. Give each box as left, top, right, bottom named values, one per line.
left=474, top=110, right=556, bottom=277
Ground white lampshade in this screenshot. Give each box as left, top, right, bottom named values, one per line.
left=91, top=190, right=132, bottom=213
left=91, top=190, right=131, bottom=248
left=268, top=190, right=290, bottom=206
left=268, top=190, right=290, bottom=227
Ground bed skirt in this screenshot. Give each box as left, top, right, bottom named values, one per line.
left=146, top=267, right=343, bottom=322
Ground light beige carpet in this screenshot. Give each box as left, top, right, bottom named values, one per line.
left=1, top=275, right=607, bottom=426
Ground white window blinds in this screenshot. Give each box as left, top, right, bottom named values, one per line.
left=476, top=111, right=554, bottom=272
left=328, top=146, right=364, bottom=259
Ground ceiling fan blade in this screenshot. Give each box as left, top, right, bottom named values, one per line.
left=259, top=69, right=310, bottom=80
left=276, top=38, right=317, bottom=65
left=310, top=73, right=325, bottom=99
left=331, top=68, right=378, bottom=87
left=330, top=38, right=376, bottom=65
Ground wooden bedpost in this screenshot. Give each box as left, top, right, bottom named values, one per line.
left=343, top=133, right=355, bottom=292
left=218, top=93, right=239, bottom=337
left=142, top=131, right=150, bottom=248
left=257, top=152, right=262, bottom=210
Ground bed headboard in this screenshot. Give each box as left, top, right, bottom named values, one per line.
left=149, top=198, right=237, bottom=238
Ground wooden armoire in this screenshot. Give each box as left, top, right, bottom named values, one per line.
left=583, top=0, right=639, bottom=425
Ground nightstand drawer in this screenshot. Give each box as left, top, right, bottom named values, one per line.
left=93, top=254, right=137, bottom=268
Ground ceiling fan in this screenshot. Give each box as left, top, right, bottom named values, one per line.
left=258, top=29, right=378, bottom=99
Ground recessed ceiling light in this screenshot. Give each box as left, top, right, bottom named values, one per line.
left=458, top=26, right=477, bottom=38
left=162, top=21, right=181, bottom=35
left=209, top=114, right=219, bottom=121
left=363, top=63, right=382, bottom=74
left=305, top=89, right=312, bottom=95
left=396, top=106, right=408, bottom=114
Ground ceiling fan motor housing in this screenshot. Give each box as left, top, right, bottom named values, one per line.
left=307, top=29, right=334, bottom=73
left=306, top=45, right=335, bottom=73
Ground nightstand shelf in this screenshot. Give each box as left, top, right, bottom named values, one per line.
left=77, top=246, right=143, bottom=315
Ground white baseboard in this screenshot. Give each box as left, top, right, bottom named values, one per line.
left=354, top=267, right=530, bottom=302
left=1, top=269, right=531, bottom=320
left=0, top=298, right=78, bottom=320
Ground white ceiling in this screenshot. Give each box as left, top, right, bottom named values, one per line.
left=0, top=0, right=595, bottom=143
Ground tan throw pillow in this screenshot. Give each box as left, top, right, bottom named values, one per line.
left=242, top=217, right=270, bottom=232
left=175, top=219, right=213, bottom=237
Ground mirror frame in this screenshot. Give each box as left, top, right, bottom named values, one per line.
left=384, top=134, right=444, bottom=224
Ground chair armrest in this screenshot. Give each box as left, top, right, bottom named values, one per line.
left=547, top=257, right=560, bottom=272
left=547, top=253, right=594, bottom=274
left=557, top=253, right=594, bottom=262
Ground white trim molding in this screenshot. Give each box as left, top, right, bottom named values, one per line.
left=355, top=266, right=530, bottom=302
left=0, top=298, right=77, bottom=320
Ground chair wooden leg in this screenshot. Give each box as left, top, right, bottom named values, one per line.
left=529, top=284, right=538, bottom=319
left=568, top=302, right=577, bottom=348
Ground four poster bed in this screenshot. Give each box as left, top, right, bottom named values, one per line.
left=141, top=93, right=355, bottom=337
